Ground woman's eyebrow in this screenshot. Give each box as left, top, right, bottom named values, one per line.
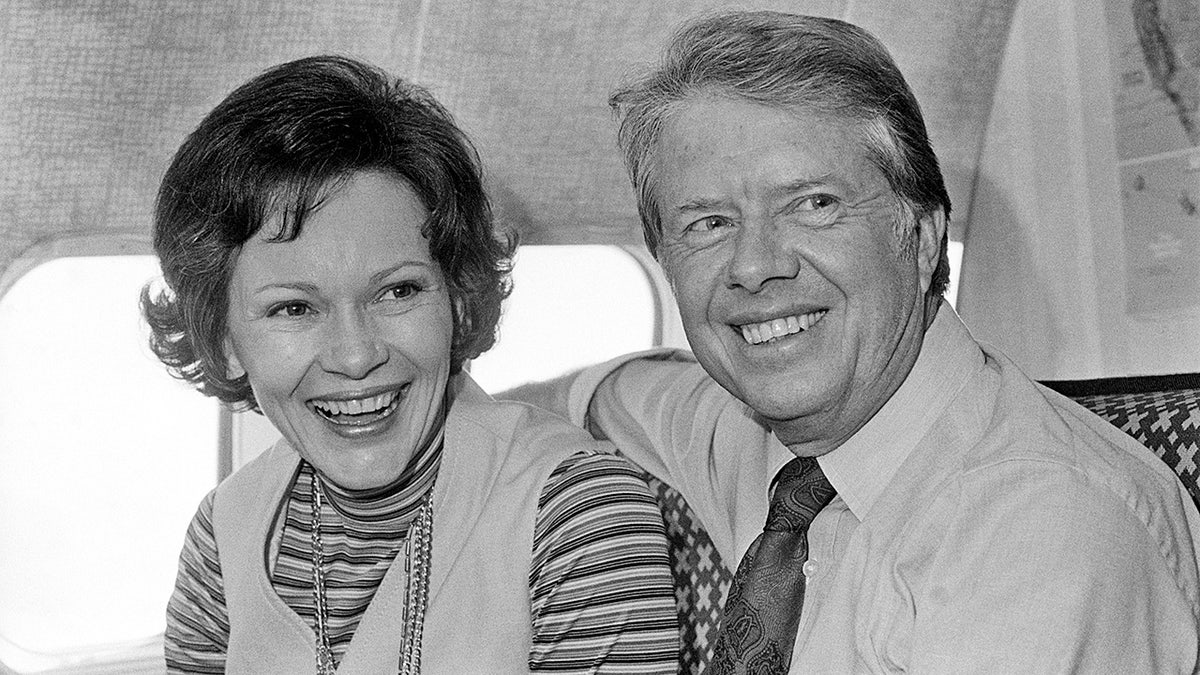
left=251, top=281, right=320, bottom=295
left=369, top=261, right=433, bottom=286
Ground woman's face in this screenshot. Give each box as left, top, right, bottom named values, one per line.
left=224, top=171, right=454, bottom=490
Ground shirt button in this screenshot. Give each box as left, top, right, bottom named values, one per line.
left=803, top=560, right=818, bottom=578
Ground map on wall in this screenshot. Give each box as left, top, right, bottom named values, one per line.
left=1106, top=0, right=1200, bottom=315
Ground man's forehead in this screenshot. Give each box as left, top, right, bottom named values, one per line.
left=652, top=96, right=884, bottom=201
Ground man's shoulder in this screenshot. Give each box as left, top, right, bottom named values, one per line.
left=963, top=351, right=1182, bottom=494
left=925, top=353, right=1198, bottom=561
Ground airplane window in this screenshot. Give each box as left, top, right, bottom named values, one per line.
left=0, top=255, right=217, bottom=671
left=947, top=240, right=964, bottom=308
left=469, top=245, right=658, bottom=393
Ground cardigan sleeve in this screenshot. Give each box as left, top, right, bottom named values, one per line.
left=163, top=489, right=230, bottom=674
left=527, top=450, right=680, bottom=673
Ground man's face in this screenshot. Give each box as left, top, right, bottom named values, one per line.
left=654, top=95, right=943, bottom=454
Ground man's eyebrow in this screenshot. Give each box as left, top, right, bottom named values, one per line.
left=767, top=176, right=837, bottom=200
left=673, top=196, right=731, bottom=214
left=672, top=175, right=842, bottom=212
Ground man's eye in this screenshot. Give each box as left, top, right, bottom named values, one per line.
left=269, top=301, right=310, bottom=317
left=684, top=215, right=730, bottom=233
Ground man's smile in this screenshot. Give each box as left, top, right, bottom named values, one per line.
left=737, top=309, right=828, bottom=345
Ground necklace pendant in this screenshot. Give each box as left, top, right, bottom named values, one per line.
left=316, top=643, right=337, bottom=675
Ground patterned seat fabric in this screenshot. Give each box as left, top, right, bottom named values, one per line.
left=641, top=472, right=732, bottom=674
left=1042, top=374, right=1200, bottom=510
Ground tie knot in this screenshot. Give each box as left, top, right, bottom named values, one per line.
left=764, top=456, right=836, bottom=532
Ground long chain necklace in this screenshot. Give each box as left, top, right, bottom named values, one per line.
left=311, top=468, right=433, bottom=674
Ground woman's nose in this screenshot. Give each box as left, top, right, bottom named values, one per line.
left=727, top=224, right=800, bottom=293
left=321, top=310, right=387, bottom=378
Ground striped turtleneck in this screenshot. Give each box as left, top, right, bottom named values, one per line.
left=270, top=433, right=442, bottom=668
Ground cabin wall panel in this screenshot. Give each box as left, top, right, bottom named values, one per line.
left=0, top=0, right=424, bottom=277
left=2, top=0, right=1018, bottom=256
left=958, top=0, right=1200, bottom=378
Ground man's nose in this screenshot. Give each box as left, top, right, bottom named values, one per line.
left=727, top=224, right=799, bottom=293
left=321, top=309, right=387, bottom=379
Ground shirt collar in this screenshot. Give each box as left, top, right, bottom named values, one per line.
left=817, top=303, right=984, bottom=520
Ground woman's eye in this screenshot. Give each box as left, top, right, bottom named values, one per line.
left=269, top=301, right=310, bottom=317
left=798, top=194, right=839, bottom=211
left=382, top=282, right=420, bottom=301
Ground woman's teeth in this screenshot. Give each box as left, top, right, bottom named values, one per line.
left=740, top=310, right=827, bottom=345
left=311, top=390, right=401, bottom=424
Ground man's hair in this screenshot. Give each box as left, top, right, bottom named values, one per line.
left=142, top=55, right=514, bottom=411
left=610, top=11, right=952, bottom=296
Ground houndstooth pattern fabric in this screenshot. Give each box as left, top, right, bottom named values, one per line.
left=643, top=472, right=733, bottom=675
left=1068, top=388, right=1200, bottom=509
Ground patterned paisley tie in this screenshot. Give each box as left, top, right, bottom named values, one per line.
left=710, top=456, right=837, bottom=674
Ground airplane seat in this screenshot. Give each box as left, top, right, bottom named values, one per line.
left=1042, top=373, right=1200, bottom=511
left=638, top=471, right=732, bottom=674
left=642, top=373, right=1199, bottom=673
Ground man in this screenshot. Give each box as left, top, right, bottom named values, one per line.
left=514, top=10, right=1200, bottom=673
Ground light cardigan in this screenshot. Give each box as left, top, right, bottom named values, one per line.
left=179, top=375, right=676, bottom=673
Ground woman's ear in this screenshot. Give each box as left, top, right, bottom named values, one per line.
left=223, top=336, right=246, bottom=379
left=452, top=295, right=471, bottom=340
left=915, top=207, right=947, bottom=295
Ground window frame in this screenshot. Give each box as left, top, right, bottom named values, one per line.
left=0, top=231, right=223, bottom=675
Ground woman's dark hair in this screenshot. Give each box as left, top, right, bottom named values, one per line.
left=142, top=55, right=514, bottom=411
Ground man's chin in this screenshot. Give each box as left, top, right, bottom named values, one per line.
left=724, top=378, right=845, bottom=439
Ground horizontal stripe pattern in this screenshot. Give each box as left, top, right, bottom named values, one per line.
left=164, top=448, right=678, bottom=673
left=269, top=443, right=441, bottom=663
left=529, top=452, right=679, bottom=672
left=164, top=497, right=229, bottom=675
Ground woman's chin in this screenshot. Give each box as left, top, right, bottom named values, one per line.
left=292, top=422, right=420, bottom=492
left=313, top=451, right=413, bottom=491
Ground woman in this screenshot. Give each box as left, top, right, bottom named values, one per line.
left=145, top=55, right=678, bottom=673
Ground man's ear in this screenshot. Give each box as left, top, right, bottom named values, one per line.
left=223, top=336, right=246, bottom=379
left=915, top=207, right=947, bottom=295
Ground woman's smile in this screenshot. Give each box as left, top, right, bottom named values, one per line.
left=308, top=383, right=408, bottom=435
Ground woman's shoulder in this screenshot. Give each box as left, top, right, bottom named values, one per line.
left=450, top=375, right=611, bottom=454
left=534, top=451, right=659, bottom=531
left=214, top=437, right=298, bottom=494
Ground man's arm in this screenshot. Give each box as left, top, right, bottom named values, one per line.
left=496, top=371, right=583, bottom=421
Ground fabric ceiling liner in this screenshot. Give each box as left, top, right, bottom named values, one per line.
left=0, top=0, right=1016, bottom=276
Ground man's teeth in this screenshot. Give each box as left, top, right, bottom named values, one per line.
left=740, top=310, right=827, bottom=345
left=312, top=390, right=399, bottom=420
